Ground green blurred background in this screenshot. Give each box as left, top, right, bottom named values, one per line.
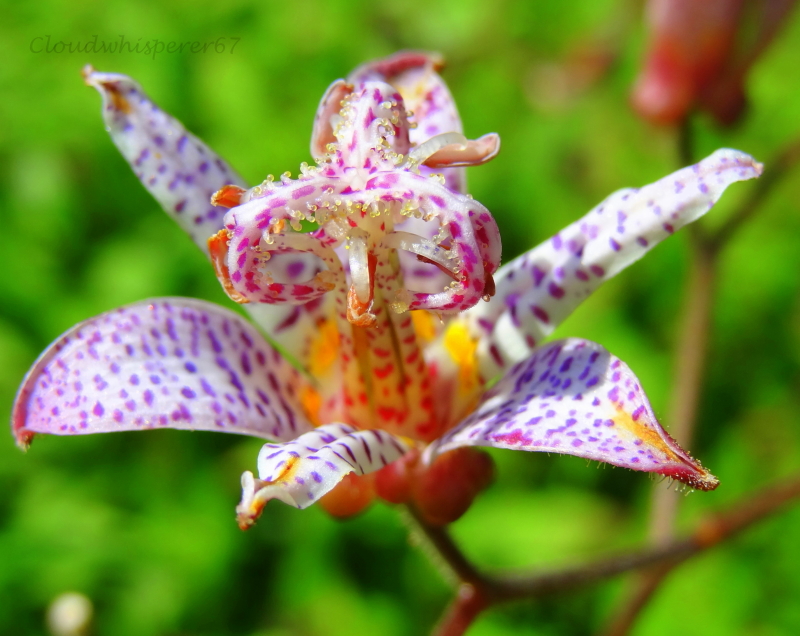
left=3, top=0, right=800, bottom=634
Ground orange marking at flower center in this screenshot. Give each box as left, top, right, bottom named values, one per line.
left=308, top=319, right=340, bottom=379
left=300, top=386, right=322, bottom=426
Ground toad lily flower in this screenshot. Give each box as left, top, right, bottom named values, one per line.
left=12, top=52, right=762, bottom=529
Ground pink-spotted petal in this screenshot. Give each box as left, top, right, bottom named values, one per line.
left=311, top=79, right=352, bottom=161
left=430, top=339, right=718, bottom=491
left=348, top=51, right=461, bottom=146
left=236, top=424, right=409, bottom=527
left=12, top=298, right=313, bottom=449
left=463, top=148, right=763, bottom=377
left=348, top=51, right=468, bottom=193
left=83, top=67, right=246, bottom=255
left=334, top=81, right=411, bottom=170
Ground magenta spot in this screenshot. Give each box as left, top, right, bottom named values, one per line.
left=292, top=185, right=316, bottom=199
left=492, top=429, right=532, bottom=446
left=590, top=265, right=605, bottom=277
left=532, top=305, right=549, bottom=323
left=92, top=402, right=104, bottom=417
left=548, top=282, right=565, bottom=299
left=144, top=390, right=154, bottom=406
left=286, top=261, right=305, bottom=278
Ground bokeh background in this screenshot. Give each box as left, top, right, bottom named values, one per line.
left=3, top=1, right=800, bottom=634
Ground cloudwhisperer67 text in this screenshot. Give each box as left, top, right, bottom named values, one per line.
left=30, top=35, right=242, bottom=59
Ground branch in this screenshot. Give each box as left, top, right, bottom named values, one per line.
left=420, top=472, right=800, bottom=635
left=599, top=129, right=800, bottom=636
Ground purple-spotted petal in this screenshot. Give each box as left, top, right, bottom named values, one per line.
left=463, top=148, right=763, bottom=377
left=431, top=339, right=718, bottom=491
left=12, top=298, right=313, bottom=448
left=236, top=424, right=409, bottom=527
left=83, top=67, right=246, bottom=255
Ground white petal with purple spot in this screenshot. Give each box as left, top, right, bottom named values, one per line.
left=13, top=298, right=313, bottom=447
left=84, top=68, right=246, bottom=254
left=430, top=338, right=718, bottom=490
left=462, top=149, right=763, bottom=377
left=236, top=424, right=409, bottom=526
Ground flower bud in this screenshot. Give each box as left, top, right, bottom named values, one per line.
left=374, top=448, right=421, bottom=504
left=317, top=471, right=375, bottom=518
left=411, top=448, right=495, bottom=526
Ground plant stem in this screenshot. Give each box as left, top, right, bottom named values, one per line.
left=423, top=473, right=800, bottom=635
left=598, top=131, right=800, bottom=636
left=650, top=230, right=715, bottom=544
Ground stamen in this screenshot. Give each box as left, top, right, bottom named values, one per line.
left=347, top=229, right=372, bottom=304
left=408, top=132, right=468, bottom=165
left=346, top=229, right=378, bottom=327
left=211, top=184, right=247, bottom=208
left=382, top=231, right=460, bottom=278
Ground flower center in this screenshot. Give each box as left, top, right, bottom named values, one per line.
left=205, top=79, right=502, bottom=441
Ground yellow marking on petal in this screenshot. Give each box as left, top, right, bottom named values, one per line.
left=612, top=404, right=681, bottom=462
left=300, top=385, right=322, bottom=426
left=308, top=319, right=340, bottom=379
left=611, top=405, right=717, bottom=489
left=444, top=322, right=480, bottom=397
left=274, top=455, right=300, bottom=483
left=411, top=310, right=437, bottom=343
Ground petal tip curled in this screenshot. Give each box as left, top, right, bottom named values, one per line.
left=236, top=471, right=270, bottom=530
left=712, top=148, right=763, bottom=181
left=81, top=64, right=96, bottom=84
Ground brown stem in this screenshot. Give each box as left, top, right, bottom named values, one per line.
left=497, top=474, right=800, bottom=600
left=423, top=133, right=800, bottom=635
left=597, top=227, right=718, bottom=636
left=417, top=473, right=800, bottom=635
left=406, top=505, right=486, bottom=588
left=432, top=584, right=490, bottom=636
left=650, top=231, right=716, bottom=544
left=599, top=132, right=800, bottom=636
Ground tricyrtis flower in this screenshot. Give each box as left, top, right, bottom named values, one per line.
left=12, top=52, right=762, bottom=529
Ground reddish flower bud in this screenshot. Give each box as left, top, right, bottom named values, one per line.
left=374, top=448, right=421, bottom=504
left=411, top=448, right=495, bottom=527
left=317, top=472, right=375, bottom=518
left=632, top=0, right=796, bottom=126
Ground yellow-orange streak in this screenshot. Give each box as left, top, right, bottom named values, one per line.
left=208, top=229, right=250, bottom=304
